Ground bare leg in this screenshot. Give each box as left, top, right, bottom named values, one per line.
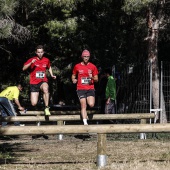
left=30, top=92, right=41, bottom=127
left=40, top=82, right=49, bottom=107
left=40, top=82, right=51, bottom=116
left=87, top=96, right=95, bottom=108
left=80, top=98, right=87, bottom=119
left=80, top=98, right=88, bottom=125
left=30, top=92, right=39, bottom=106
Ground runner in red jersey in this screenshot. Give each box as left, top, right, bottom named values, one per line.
left=72, top=50, right=98, bottom=125
left=24, top=56, right=50, bottom=84
left=23, top=45, right=56, bottom=116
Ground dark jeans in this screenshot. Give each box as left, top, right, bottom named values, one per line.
left=0, top=97, right=20, bottom=126
left=105, top=99, right=116, bottom=114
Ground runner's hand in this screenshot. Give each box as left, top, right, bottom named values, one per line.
left=31, top=59, right=36, bottom=64
left=72, top=79, right=77, bottom=84
left=51, top=75, right=56, bottom=79
left=89, top=73, right=93, bottom=78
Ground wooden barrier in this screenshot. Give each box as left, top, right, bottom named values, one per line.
left=20, top=110, right=98, bottom=115
left=0, top=113, right=156, bottom=168
left=0, top=124, right=168, bottom=135
left=1, top=123, right=166, bottom=167
left=0, top=113, right=155, bottom=122
left=20, top=111, right=155, bottom=115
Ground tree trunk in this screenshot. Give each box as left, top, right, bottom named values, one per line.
left=147, top=2, right=167, bottom=123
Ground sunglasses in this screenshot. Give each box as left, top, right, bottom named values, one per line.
left=83, top=56, right=90, bottom=58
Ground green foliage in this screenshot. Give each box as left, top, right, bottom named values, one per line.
left=0, top=0, right=169, bottom=102
left=123, top=0, right=157, bottom=14
left=0, top=151, right=13, bottom=159
left=44, top=18, right=77, bottom=38
left=0, top=0, right=30, bottom=42
left=44, top=0, right=78, bottom=8
left=0, top=0, right=18, bottom=17
left=0, top=0, right=18, bottom=39
left=0, top=20, right=12, bottom=39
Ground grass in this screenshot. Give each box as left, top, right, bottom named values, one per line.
left=0, top=133, right=170, bottom=169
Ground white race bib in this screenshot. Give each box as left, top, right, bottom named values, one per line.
left=36, top=71, right=45, bottom=78
left=81, top=77, right=91, bottom=84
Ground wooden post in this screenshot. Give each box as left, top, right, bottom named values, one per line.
left=97, top=133, right=107, bottom=167
left=57, top=120, right=64, bottom=140
left=140, top=119, right=147, bottom=139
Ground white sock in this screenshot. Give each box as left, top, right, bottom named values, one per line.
left=37, top=121, right=41, bottom=126
left=83, top=119, right=88, bottom=125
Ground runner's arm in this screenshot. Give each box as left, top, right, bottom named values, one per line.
left=72, top=74, right=77, bottom=84
left=49, top=66, right=56, bottom=79
left=23, top=59, right=36, bottom=71
left=90, top=75, right=98, bottom=82
left=23, top=63, right=31, bottom=71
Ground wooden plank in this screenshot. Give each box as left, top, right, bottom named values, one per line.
left=0, top=124, right=169, bottom=136
left=20, top=110, right=98, bottom=115
left=0, top=113, right=155, bottom=122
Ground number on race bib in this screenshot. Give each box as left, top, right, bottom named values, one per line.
left=81, top=77, right=91, bottom=84
left=36, top=72, right=45, bottom=78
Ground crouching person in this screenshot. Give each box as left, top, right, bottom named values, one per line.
left=0, top=83, right=25, bottom=126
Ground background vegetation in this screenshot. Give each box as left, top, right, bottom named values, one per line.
left=0, top=0, right=170, bottom=105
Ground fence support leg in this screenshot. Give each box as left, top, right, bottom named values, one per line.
left=97, top=133, right=107, bottom=167
left=57, top=120, right=64, bottom=140
left=140, top=119, right=146, bottom=139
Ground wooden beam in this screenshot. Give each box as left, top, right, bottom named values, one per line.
left=20, top=110, right=98, bottom=115
left=20, top=111, right=154, bottom=115
left=0, top=113, right=155, bottom=122
left=0, top=124, right=169, bottom=136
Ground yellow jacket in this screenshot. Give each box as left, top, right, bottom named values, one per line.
left=0, top=86, right=19, bottom=100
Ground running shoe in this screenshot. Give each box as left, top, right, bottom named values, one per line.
left=44, top=107, right=51, bottom=116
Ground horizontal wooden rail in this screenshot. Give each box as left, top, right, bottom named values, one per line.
left=0, top=113, right=155, bottom=122
left=0, top=124, right=169, bottom=136
left=20, top=110, right=98, bottom=115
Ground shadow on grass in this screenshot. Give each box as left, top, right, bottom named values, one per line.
left=0, top=136, right=39, bottom=164
left=74, top=134, right=91, bottom=141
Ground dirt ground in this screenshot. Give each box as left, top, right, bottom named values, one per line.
left=0, top=133, right=170, bottom=170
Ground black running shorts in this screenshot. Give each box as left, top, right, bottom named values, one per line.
left=30, top=82, right=47, bottom=92
left=77, top=90, right=95, bottom=99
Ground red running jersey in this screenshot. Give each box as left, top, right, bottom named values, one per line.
left=24, top=56, right=50, bottom=84
left=72, top=62, right=98, bottom=90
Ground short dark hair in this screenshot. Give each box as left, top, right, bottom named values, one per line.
left=16, top=82, right=24, bottom=87
left=35, top=45, right=44, bottom=51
